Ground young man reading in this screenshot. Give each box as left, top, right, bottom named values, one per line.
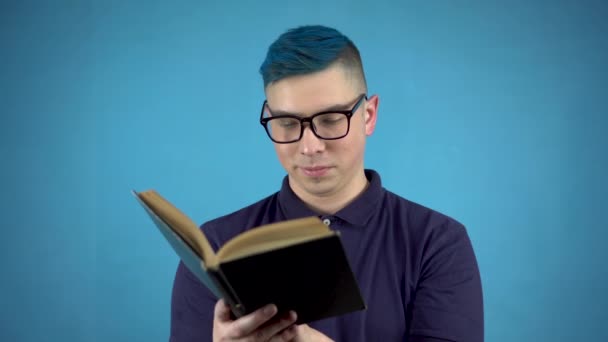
left=170, top=25, right=484, bottom=342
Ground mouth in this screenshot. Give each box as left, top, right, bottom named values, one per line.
left=299, top=166, right=332, bottom=177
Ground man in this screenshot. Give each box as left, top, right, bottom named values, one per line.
left=170, top=25, right=483, bottom=341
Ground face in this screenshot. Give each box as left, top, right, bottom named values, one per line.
left=264, top=64, right=378, bottom=202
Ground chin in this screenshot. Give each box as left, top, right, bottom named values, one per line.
left=303, top=180, right=337, bottom=196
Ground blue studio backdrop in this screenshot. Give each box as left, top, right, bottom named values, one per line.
left=1, top=1, right=607, bottom=341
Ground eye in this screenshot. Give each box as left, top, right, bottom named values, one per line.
left=318, top=113, right=345, bottom=125
left=275, top=118, right=299, bottom=128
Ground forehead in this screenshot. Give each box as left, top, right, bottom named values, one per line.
left=265, top=65, right=359, bottom=114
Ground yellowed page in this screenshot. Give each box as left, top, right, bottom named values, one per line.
left=138, top=190, right=217, bottom=265
left=216, top=217, right=333, bottom=262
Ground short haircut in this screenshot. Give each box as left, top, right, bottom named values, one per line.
left=259, top=25, right=367, bottom=91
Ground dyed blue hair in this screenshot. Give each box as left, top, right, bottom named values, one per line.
left=259, top=25, right=367, bottom=89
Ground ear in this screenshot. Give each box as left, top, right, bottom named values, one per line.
left=363, top=94, right=379, bottom=136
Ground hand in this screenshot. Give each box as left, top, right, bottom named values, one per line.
left=213, top=299, right=298, bottom=342
left=291, top=324, right=333, bottom=342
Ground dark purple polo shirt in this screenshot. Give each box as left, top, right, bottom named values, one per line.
left=170, top=170, right=483, bottom=341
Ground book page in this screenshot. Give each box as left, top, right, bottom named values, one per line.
left=216, top=217, right=334, bottom=263
left=137, top=190, right=217, bottom=265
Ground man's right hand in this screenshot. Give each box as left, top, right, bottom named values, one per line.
left=213, top=299, right=298, bottom=342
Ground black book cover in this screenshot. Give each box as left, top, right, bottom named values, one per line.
left=216, top=234, right=366, bottom=324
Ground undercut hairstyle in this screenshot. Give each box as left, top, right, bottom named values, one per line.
left=259, top=25, right=367, bottom=91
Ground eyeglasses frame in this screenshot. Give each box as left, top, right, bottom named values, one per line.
left=259, top=93, right=368, bottom=144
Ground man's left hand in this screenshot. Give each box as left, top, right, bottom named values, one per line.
left=291, top=324, right=333, bottom=342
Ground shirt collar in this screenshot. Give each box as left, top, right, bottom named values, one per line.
left=277, top=169, right=384, bottom=226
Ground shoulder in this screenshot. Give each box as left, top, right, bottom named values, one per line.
left=384, top=189, right=464, bottom=226
left=200, top=192, right=280, bottom=250
left=383, top=189, right=481, bottom=293
left=382, top=189, right=469, bottom=247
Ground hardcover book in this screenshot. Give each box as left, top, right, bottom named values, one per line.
left=133, top=189, right=366, bottom=323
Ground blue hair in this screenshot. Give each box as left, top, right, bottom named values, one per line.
left=259, top=25, right=366, bottom=88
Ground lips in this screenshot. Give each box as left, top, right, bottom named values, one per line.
left=299, top=166, right=331, bottom=177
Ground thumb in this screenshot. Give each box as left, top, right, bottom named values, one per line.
left=214, top=299, right=232, bottom=322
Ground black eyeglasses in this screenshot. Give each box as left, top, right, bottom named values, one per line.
left=260, top=94, right=367, bottom=144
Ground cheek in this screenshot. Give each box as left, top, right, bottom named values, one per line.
left=274, top=144, right=295, bottom=164
left=333, top=136, right=362, bottom=158
left=340, top=133, right=366, bottom=160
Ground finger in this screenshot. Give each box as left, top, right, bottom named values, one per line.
left=228, top=304, right=278, bottom=337
left=269, top=324, right=298, bottom=342
left=214, top=299, right=232, bottom=323
left=263, top=311, right=298, bottom=342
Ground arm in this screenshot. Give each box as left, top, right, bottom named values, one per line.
left=409, top=337, right=454, bottom=342
left=169, top=261, right=216, bottom=342
left=408, top=221, right=484, bottom=342
left=170, top=261, right=298, bottom=342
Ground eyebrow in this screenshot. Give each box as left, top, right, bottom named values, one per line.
left=267, top=99, right=357, bottom=117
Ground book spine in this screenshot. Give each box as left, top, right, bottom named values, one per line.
left=208, top=269, right=246, bottom=318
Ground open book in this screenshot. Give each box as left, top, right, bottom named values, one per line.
left=133, top=189, right=366, bottom=324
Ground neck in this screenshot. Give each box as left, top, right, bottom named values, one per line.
left=291, top=169, right=369, bottom=215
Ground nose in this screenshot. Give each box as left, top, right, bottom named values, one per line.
left=299, top=124, right=325, bottom=155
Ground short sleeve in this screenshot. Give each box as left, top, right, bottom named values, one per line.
left=170, top=221, right=225, bottom=342
left=169, top=260, right=217, bottom=342
left=408, top=221, right=484, bottom=341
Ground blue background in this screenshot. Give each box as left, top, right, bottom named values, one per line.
left=1, top=1, right=607, bottom=341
